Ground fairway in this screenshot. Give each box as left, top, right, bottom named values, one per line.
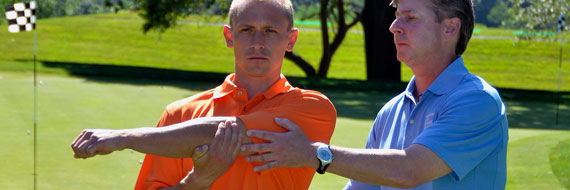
left=1, top=71, right=569, bottom=189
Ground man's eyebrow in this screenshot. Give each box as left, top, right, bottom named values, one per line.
left=396, top=9, right=414, bottom=16
left=236, top=24, right=254, bottom=28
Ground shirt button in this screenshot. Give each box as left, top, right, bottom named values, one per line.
left=237, top=91, right=243, bottom=96
left=409, top=120, right=415, bottom=124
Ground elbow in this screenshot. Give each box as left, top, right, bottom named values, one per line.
left=395, top=175, right=422, bottom=189
left=389, top=170, right=423, bottom=188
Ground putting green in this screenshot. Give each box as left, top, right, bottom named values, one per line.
left=550, top=139, right=570, bottom=189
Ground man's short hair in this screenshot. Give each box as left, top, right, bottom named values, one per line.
left=229, top=0, right=294, bottom=30
left=390, top=0, right=474, bottom=56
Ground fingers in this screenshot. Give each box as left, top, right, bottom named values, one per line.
left=220, top=120, right=233, bottom=152
left=209, top=122, right=225, bottom=151
left=230, top=122, right=242, bottom=158
left=71, top=130, right=88, bottom=158
left=76, top=133, right=97, bottom=159
left=246, top=130, right=279, bottom=141
left=241, top=143, right=277, bottom=153
left=246, top=152, right=278, bottom=163
left=274, top=118, right=300, bottom=132
left=253, top=161, right=279, bottom=172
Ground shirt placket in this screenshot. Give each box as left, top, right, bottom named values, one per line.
left=400, top=92, right=424, bottom=149
left=238, top=92, right=265, bottom=115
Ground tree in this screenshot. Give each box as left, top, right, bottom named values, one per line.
left=508, top=0, right=569, bottom=38
left=472, top=0, right=500, bottom=26
left=487, top=1, right=510, bottom=27
left=128, top=0, right=361, bottom=78
left=314, top=0, right=361, bottom=77
left=360, top=0, right=399, bottom=81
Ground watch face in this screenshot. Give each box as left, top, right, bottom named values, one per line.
left=317, top=147, right=332, bottom=162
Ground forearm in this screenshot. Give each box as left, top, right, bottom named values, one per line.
left=124, top=117, right=246, bottom=158
left=322, top=144, right=451, bottom=188
left=325, top=147, right=416, bottom=188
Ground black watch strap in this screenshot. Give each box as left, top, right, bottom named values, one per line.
left=316, top=158, right=329, bottom=174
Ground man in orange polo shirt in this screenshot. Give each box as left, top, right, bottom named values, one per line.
left=70, top=0, right=336, bottom=189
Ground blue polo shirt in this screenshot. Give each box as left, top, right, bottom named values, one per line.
left=344, top=57, right=508, bottom=190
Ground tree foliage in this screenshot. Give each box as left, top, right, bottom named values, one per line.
left=132, top=0, right=229, bottom=33
left=291, top=0, right=362, bottom=77
left=508, top=0, right=569, bottom=38
left=127, top=0, right=362, bottom=78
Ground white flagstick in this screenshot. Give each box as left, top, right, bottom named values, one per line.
left=32, top=0, right=38, bottom=189
left=556, top=13, right=565, bottom=125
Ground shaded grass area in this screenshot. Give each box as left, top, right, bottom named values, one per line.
left=550, top=139, right=570, bottom=189
left=1, top=71, right=569, bottom=189
left=7, top=61, right=569, bottom=128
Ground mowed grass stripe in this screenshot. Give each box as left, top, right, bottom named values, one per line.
left=550, top=139, right=570, bottom=189
left=507, top=130, right=570, bottom=190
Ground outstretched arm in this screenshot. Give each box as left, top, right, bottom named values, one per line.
left=71, top=117, right=253, bottom=159
left=241, top=118, right=452, bottom=188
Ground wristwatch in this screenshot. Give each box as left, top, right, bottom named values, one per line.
left=315, top=143, right=333, bottom=174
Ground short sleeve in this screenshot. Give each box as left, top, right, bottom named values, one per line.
left=237, top=91, right=337, bottom=144
left=236, top=91, right=337, bottom=189
left=412, top=91, right=507, bottom=181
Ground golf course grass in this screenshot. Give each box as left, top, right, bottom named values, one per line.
left=1, top=71, right=568, bottom=189
left=1, top=11, right=569, bottom=190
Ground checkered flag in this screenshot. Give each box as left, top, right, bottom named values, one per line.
left=5, top=1, right=37, bottom=33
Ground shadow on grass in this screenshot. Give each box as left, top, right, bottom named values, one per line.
left=24, top=60, right=570, bottom=129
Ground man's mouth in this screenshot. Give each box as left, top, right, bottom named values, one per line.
left=247, top=56, right=269, bottom=60
left=395, top=41, right=407, bottom=46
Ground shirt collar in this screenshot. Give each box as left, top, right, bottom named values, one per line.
left=404, top=76, right=417, bottom=100
left=213, top=73, right=293, bottom=100
left=427, top=56, right=469, bottom=95
left=405, top=56, right=469, bottom=98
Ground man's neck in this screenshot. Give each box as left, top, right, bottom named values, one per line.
left=233, top=72, right=281, bottom=100
left=410, top=55, right=457, bottom=98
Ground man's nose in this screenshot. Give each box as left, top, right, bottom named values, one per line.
left=389, top=18, right=403, bottom=34
left=251, top=31, right=265, bottom=50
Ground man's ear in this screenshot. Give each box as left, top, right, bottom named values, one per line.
left=443, top=17, right=461, bottom=40
left=286, top=28, right=299, bottom=52
left=223, top=25, right=233, bottom=48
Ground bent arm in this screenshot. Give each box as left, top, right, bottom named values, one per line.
left=244, top=119, right=451, bottom=188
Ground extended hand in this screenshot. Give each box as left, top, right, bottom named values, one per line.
left=241, top=118, right=317, bottom=172
left=176, top=120, right=243, bottom=189
left=71, top=129, right=127, bottom=159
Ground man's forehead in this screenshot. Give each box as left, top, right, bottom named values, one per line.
left=396, top=1, right=432, bottom=15
left=233, top=2, right=289, bottom=27
left=396, top=0, right=430, bottom=11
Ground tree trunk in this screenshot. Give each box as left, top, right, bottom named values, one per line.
left=362, top=0, right=400, bottom=81
left=317, top=0, right=359, bottom=78
left=285, top=52, right=316, bottom=76
left=317, top=0, right=332, bottom=78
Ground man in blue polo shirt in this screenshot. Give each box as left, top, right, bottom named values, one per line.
left=240, top=0, right=508, bottom=189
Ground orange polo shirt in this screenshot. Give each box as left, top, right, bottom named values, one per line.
left=134, top=73, right=336, bottom=190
